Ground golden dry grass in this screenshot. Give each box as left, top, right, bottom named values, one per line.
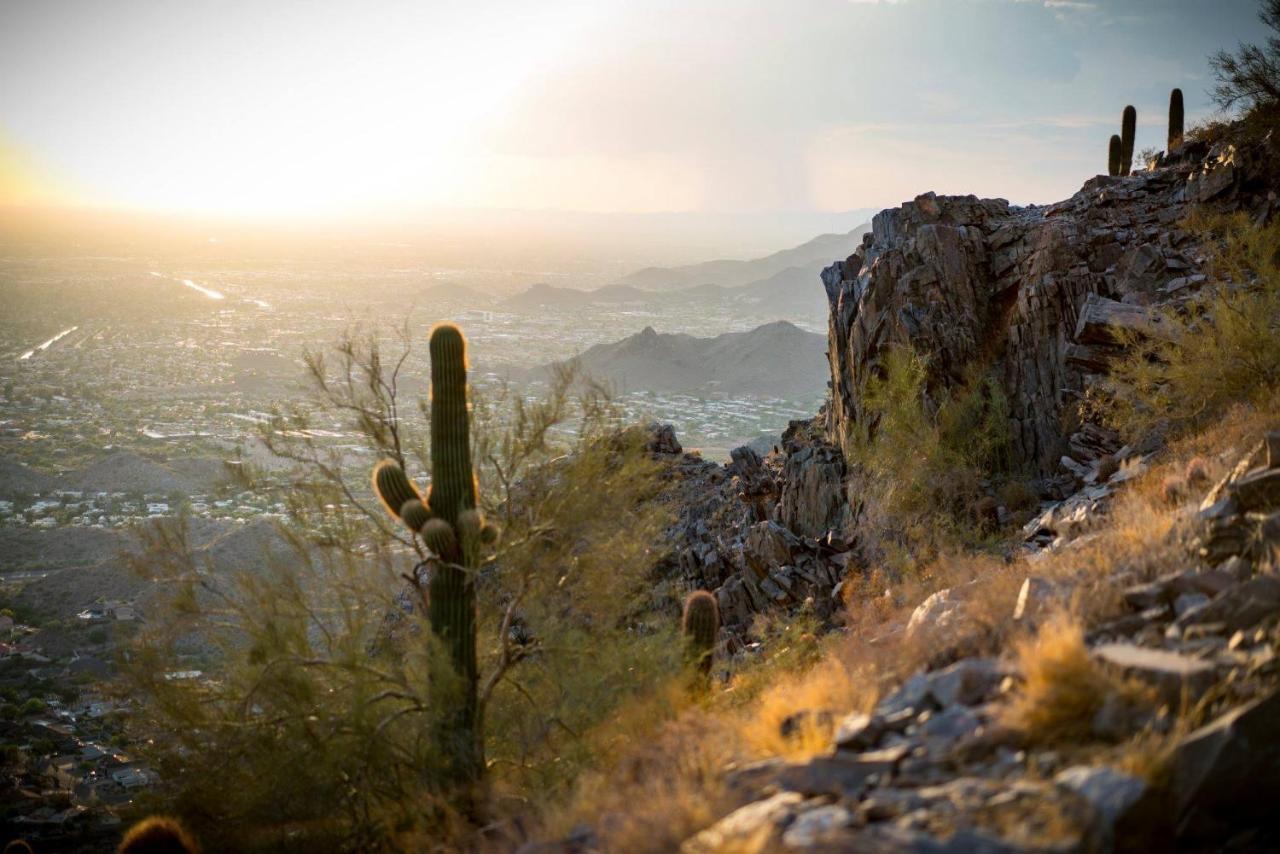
left=545, top=707, right=744, bottom=854
left=543, top=401, right=1280, bottom=848
left=1001, top=614, right=1128, bottom=744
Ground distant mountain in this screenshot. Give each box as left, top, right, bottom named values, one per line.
left=420, top=282, right=487, bottom=304
left=60, top=451, right=230, bottom=495
left=503, top=283, right=591, bottom=310
left=0, top=458, right=58, bottom=497
left=726, top=265, right=829, bottom=316
left=503, top=282, right=651, bottom=310
left=619, top=224, right=871, bottom=292
left=538, top=321, right=827, bottom=398
left=499, top=223, right=870, bottom=318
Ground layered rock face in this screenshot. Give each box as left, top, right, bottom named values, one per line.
left=654, top=420, right=855, bottom=636
left=658, top=134, right=1275, bottom=639
left=822, top=138, right=1268, bottom=476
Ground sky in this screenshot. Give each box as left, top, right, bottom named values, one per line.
left=0, top=0, right=1270, bottom=226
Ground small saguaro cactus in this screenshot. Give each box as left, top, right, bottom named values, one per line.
left=370, top=322, right=497, bottom=788
left=1108, top=134, right=1123, bottom=177
left=682, top=590, right=719, bottom=685
left=1121, top=105, right=1137, bottom=176
left=1168, top=88, right=1185, bottom=152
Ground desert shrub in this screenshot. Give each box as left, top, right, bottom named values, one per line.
left=845, top=346, right=1014, bottom=550
left=1104, top=212, right=1280, bottom=440
left=1210, top=0, right=1280, bottom=115
left=122, top=327, right=678, bottom=852
left=1001, top=614, right=1154, bottom=745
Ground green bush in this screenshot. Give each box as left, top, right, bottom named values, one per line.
left=122, top=328, right=679, bottom=852
left=1104, top=212, right=1280, bottom=438
left=844, top=347, right=1014, bottom=550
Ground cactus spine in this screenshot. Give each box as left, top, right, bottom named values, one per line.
left=682, top=591, right=719, bottom=686
left=1121, top=105, right=1137, bottom=176
left=1168, top=88, right=1184, bottom=152
left=1108, top=134, right=1123, bottom=177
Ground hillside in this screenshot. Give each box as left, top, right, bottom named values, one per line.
left=63, top=450, right=218, bottom=495
left=502, top=282, right=651, bottom=310
left=619, top=224, right=872, bottom=291
left=0, top=457, right=58, bottom=496
left=530, top=121, right=1280, bottom=851
left=540, top=320, right=827, bottom=398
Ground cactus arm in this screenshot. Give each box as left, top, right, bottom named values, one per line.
left=1168, top=88, right=1184, bottom=152
left=1121, top=105, right=1137, bottom=176
left=427, top=323, right=477, bottom=526
left=372, top=458, right=422, bottom=520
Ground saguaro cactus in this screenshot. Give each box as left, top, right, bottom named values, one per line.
left=1121, top=105, right=1137, bottom=176
left=371, top=322, right=494, bottom=789
left=1168, top=88, right=1184, bottom=152
left=1108, top=134, right=1123, bottom=177
left=682, top=591, right=719, bottom=686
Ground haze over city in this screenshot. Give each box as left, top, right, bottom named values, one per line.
left=1, top=0, right=1268, bottom=260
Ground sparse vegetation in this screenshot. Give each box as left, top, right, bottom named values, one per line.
left=1211, top=0, right=1280, bottom=115
left=1002, top=614, right=1154, bottom=745
left=1103, top=212, right=1280, bottom=440
left=844, top=346, right=1017, bottom=560
left=122, top=326, right=680, bottom=851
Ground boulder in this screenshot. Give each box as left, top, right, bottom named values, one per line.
left=645, top=422, right=682, bottom=455
left=770, top=755, right=882, bottom=800
left=923, top=658, right=1004, bottom=708
left=1174, top=575, right=1280, bottom=634
left=741, top=521, right=801, bottom=576
left=779, top=805, right=859, bottom=849
left=1054, top=765, right=1153, bottom=853
left=1012, top=576, right=1068, bottom=623
left=680, top=792, right=804, bottom=853
left=1092, top=643, right=1216, bottom=705
left=776, top=443, right=847, bottom=538
left=1229, top=467, right=1280, bottom=513
left=906, top=587, right=965, bottom=639
left=1165, top=689, right=1280, bottom=846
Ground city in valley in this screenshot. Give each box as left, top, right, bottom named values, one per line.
left=0, top=224, right=853, bottom=841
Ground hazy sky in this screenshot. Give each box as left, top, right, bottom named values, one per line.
left=0, top=0, right=1269, bottom=220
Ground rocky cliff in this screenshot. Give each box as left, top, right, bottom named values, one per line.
left=659, top=130, right=1280, bottom=640
left=822, top=135, right=1273, bottom=478
left=625, top=127, right=1280, bottom=853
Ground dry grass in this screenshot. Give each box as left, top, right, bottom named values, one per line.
left=543, top=402, right=1280, bottom=847
left=740, top=652, right=875, bottom=760
left=545, top=709, right=743, bottom=854
left=1002, top=614, right=1117, bottom=743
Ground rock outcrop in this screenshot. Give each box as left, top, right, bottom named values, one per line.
left=653, top=422, right=855, bottom=636
left=822, top=136, right=1272, bottom=479
left=678, top=432, right=1280, bottom=853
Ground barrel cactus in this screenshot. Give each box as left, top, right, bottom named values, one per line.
left=1121, top=105, right=1137, bottom=176
left=1168, top=88, right=1184, bottom=152
left=682, top=590, right=719, bottom=686
left=370, top=322, right=497, bottom=787
left=1108, top=134, right=1123, bottom=177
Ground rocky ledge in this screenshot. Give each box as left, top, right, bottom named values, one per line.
left=823, top=135, right=1272, bottom=481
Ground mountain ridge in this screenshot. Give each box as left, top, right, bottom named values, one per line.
left=532, top=320, right=826, bottom=398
